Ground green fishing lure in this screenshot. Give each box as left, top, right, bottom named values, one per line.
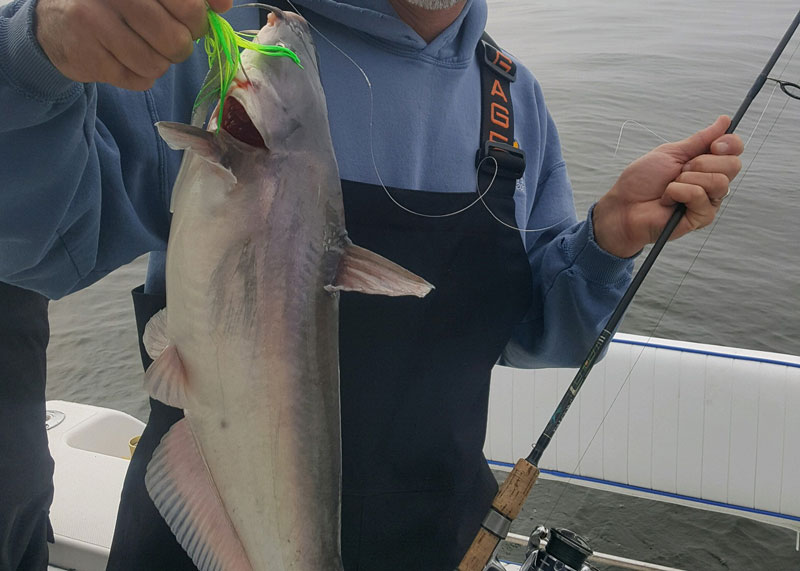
left=198, top=10, right=303, bottom=129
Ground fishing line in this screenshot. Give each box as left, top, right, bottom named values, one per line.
left=614, top=82, right=783, bottom=161
left=743, top=81, right=782, bottom=148
left=742, top=37, right=800, bottom=148
left=613, top=83, right=781, bottom=160
left=613, top=83, right=784, bottom=158
left=613, top=35, right=800, bottom=158
left=541, top=92, right=794, bottom=526
left=613, top=120, right=671, bottom=159
left=475, top=158, right=573, bottom=233
left=543, top=94, right=798, bottom=529
left=236, top=1, right=569, bottom=232
left=543, top=51, right=800, bottom=530
left=544, top=77, right=799, bottom=525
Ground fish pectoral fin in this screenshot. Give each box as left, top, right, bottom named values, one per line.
left=144, top=344, right=189, bottom=409
left=326, top=243, right=434, bottom=298
left=146, top=419, right=253, bottom=571
left=143, top=308, right=169, bottom=360
left=155, top=121, right=237, bottom=189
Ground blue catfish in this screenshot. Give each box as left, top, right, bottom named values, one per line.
left=141, top=9, right=432, bottom=570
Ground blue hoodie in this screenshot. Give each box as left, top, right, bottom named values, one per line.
left=0, top=0, right=633, bottom=367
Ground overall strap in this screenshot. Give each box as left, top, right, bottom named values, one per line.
left=476, top=33, right=526, bottom=194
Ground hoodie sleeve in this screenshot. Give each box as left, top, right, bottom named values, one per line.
left=499, top=79, right=635, bottom=369
left=0, top=0, right=169, bottom=299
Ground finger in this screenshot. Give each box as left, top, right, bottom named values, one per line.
left=160, top=0, right=208, bottom=39
left=119, top=0, right=194, bottom=63
left=675, top=171, right=730, bottom=202
left=71, top=1, right=167, bottom=86
left=660, top=181, right=717, bottom=229
left=98, top=16, right=172, bottom=80
left=665, top=115, right=731, bottom=161
left=682, top=154, right=742, bottom=182
left=56, top=34, right=154, bottom=89
left=97, top=43, right=156, bottom=90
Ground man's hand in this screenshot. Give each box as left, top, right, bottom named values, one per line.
left=35, top=0, right=233, bottom=91
left=593, top=115, right=744, bottom=258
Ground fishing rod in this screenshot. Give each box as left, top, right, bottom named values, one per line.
left=457, top=9, right=800, bottom=571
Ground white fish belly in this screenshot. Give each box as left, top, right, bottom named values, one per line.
left=165, top=161, right=343, bottom=570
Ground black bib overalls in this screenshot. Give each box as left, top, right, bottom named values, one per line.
left=108, top=172, right=532, bottom=570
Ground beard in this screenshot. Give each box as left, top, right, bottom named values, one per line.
left=402, top=0, right=463, bottom=9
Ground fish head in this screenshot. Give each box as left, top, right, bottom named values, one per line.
left=211, top=7, right=327, bottom=152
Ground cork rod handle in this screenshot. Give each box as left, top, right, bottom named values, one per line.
left=457, top=459, right=540, bottom=571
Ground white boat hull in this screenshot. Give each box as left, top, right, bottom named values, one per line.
left=45, top=400, right=144, bottom=571
left=485, top=333, right=800, bottom=535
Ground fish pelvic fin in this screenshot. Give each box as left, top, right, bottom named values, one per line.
left=145, top=344, right=189, bottom=409
left=143, top=308, right=169, bottom=360
left=146, top=419, right=254, bottom=571
left=143, top=308, right=189, bottom=409
left=155, top=121, right=237, bottom=212
left=325, top=243, right=434, bottom=298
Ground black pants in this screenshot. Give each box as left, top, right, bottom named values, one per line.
left=105, top=287, right=195, bottom=570
left=0, top=283, right=53, bottom=571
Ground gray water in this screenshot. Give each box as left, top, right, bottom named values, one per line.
left=45, top=1, right=800, bottom=569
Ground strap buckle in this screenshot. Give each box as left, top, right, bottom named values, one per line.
left=481, top=40, right=517, bottom=82
left=476, top=141, right=526, bottom=180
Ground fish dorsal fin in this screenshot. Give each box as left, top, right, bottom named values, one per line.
left=155, top=121, right=237, bottom=212
left=326, top=243, right=434, bottom=298
left=146, top=419, right=253, bottom=571
left=145, top=344, right=189, bottom=409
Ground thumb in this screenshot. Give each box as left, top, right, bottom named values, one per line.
left=668, top=115, right=731, bottom=160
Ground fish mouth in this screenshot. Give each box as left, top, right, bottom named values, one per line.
left=220, top=92, right=267, bottom=149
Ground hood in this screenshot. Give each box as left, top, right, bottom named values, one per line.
left=291, top=0, right=487, bottom=63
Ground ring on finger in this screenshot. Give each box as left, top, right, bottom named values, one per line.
left=710, top=189, right=730, bottom=208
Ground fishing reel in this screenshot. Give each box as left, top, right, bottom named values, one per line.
left=483, top=526, right=597, bottom=571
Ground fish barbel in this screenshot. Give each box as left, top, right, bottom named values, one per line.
left=141, top=8, right=433, bottom=570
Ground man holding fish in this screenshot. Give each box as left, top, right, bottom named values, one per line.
left=0, top=0, right=742, bottom=569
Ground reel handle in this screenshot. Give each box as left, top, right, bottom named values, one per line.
left=457, top=459, right=540, bottom=571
